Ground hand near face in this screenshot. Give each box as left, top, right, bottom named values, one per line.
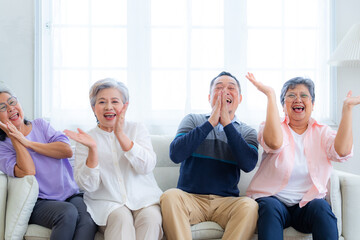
left=1, top=121, right=30, bottom=147
left=343, top=91, right=360, bottom=108
left=114, top=102, right=129, bottom=136
left=64, top=128, right=97, bottom=149
left=0, top=121, right=9, bottom=135
left=219, top=90, right=231, bottom=126
left=208, top=94, right=221, bottom=127
left=246, top=72, right=274, bottom=96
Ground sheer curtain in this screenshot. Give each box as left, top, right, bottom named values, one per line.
left=36, top=0, right=332, bottom=135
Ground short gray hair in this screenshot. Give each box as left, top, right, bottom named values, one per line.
left=280, top=77, right=315, bottom=106
left=0, top=83, right=15, bottom=97
left=89, top=78, right=129, bottom=107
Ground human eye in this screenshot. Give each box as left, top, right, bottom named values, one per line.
left=287, top=94, right=296, bottom=99
left=300, top=94, right=309, bottom=99
left=0, top=104, right=6, bottom=112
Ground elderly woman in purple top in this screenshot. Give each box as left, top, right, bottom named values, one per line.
left=0, top=85, right=97, bottom=240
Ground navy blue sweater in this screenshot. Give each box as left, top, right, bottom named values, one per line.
left=170, top=114, right=258, bottom=197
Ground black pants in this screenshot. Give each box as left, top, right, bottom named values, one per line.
left=29, top=193, right=97, bottom=240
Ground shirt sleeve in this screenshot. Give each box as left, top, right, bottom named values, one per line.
left=323, top=125, right=353, bottom=162
left=37, top=119, right=70, bottom=145
left=124, top=123, right=157, bottom=175
left=258, top=121, right=286, bottom=154
left=169, top=114, right=213, bottom=164
left=0, top=141, right=17, bottom=177
left=224, top=123, right=258, bottom=172
left=74, top=141, right=101, bottom=192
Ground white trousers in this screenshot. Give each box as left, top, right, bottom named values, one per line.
left=99, top=204, right=163, bottom=240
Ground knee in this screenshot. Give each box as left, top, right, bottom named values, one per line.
left=55, top=203, right=78, bottom=225
left=257, top=197, right=283, bottom=217
left=232, top=197, right=258, bottom=216
left=308, top=199, right=336, bottom=219
left=160, top=188, right=184, bottom=208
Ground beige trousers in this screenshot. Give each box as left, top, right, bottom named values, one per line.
left=99, top=204, right=163, bottom=240
left=160, top=188, right=258, bottom=240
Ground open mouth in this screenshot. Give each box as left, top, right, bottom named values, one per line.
left=292, top=106, right=304, bottom=113
left=226, top=98, right=232, bottom=104
left=9, top=113, right=19, bottom=121
left=104, top=113, right=116, bottom=120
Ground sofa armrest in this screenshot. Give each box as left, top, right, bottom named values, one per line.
left=5, top=175, right=39, bottom=240
left=335, top=170, right=360, bottom=240
left=0, top=171, right=7, bottom=239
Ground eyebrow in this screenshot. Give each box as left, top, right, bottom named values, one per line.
left=215, top=82, right=236, bottom=86
left=97, top=97, right=120, bottom=101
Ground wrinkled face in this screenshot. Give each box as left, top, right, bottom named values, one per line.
left=283, top=84, right=313, bottom=127
left=0, top=92, right=24, bottom=129
left=208, top=75, right=242, bottom=119
left=92, top=88, right=124, bottom=132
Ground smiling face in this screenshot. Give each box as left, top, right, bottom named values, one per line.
left=208, top=75, right=242, bottom=119
left=283, top=84, right=314, bottom=129
left=92, top=88, right=124, bottom=132
left=0, top=92, right=25, bottom=129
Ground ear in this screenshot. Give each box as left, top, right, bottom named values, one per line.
left=208, top=94, right=211, bottom=103
left=238, top=94, right=243, bottom=104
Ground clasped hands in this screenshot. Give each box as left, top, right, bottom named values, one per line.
left=208, top=90, right=232, bottom=127
left=0, top=120, right=30, bottom=147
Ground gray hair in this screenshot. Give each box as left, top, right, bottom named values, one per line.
left=89, top=78, right=129, bottom=107
left=0, top=83, right=15, bottom=96
left=280, top=77, right=315, bottom=106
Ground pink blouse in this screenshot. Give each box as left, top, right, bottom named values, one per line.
left=246, top=117, right=353, bottom=207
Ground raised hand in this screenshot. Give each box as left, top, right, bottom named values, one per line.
left=64, top=128, right=97, bottom=149
left=114, top=102, right=129, bottom=136
left=246, top=72, right=274, bottom=96
left=343, top=90, right=360, bottom=108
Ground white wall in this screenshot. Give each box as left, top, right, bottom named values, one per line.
left=0, top=0, right=34, bottom=119
left=1, top=0, right=360, bottom=174
left=332, top=0, right=360, bottom=174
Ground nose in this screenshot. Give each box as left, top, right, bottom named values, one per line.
left=105, top=102, right=113, bottom=110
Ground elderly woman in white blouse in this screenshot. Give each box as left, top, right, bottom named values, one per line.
left=64, top=78, right=163, bottom=240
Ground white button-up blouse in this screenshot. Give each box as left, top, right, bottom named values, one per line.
left=74, top=121, right=163, bottom=225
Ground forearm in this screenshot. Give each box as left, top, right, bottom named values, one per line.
left=170, top=121, right=213, bottom=163
left=115, top=132, right=134, bottom=152
left=85, top=146, right=99, bottom=168
left=334, top=104, right=353, bottom=156
left=27, top=141, right=73, bottom=159
left=10, top=138, right=36, bottom=177
left=263, top=91, right=283, bottom=149
left=224, top=124, right=258, bottom=172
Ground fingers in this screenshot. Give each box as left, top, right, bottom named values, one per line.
left=347, top=90, right=352, bottom=98
left=77, top=128, right=85, bottom=134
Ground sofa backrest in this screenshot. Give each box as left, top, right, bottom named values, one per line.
left=150, top=135, right=259, bottom=196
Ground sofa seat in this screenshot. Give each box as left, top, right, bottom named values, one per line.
left=1, top=135, right=359, bottom=240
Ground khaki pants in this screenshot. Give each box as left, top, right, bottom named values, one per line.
left=99, top=204, right=163, bottom=240
left=160, top=188, right=258, bottom=240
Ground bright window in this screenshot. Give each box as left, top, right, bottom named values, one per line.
left=36, top=0, right=333, bottom=134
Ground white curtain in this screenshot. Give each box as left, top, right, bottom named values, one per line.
left=37, top=0, right=332, bottom=134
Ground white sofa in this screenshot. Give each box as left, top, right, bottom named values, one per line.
left=1, top=135, right=360, bottom=240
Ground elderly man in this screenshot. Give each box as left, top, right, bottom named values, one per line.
left=160, top=71, right=259, bottom=240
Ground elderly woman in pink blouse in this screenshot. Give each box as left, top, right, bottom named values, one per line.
left=0, top=85, right=97, bottom=240
left=245, top=73, right=360, bottom=240
left=64, top=78, right=163, bottom=240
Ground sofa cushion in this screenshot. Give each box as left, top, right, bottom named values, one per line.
left=190, top=221, right=223, bottom=240
left=5, top=175, right=38, bottom=240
